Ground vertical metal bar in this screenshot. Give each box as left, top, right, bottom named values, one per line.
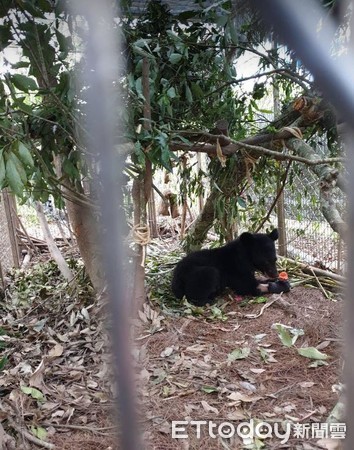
left=253, top=0, right=353, bottom=446
left=71, top=1, right=141, bottom=449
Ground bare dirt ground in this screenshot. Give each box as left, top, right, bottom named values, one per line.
left=137, top=286, right=343, bottom=449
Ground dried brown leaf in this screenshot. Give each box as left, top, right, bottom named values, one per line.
left=201, top=400, right=219, bottom=415
left=48, top=343, right=64, bottom=358
left=317, top=438, right=343, bottom=450
left=29, top=360, right=46, bottom=390
left=227, top=392, right=262, bottom=403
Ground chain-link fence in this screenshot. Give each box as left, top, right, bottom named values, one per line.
left=239, top=161, right=346, bottom=274
left=282, top=164, right=345, bottom=272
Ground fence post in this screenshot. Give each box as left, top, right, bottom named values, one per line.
left=272, top=41, right=287, bottom=256
left=276, top=182, right=287, bottom=256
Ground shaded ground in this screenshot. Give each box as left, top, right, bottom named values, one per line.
left=0, top=245, right=343, bottom=449
left=0, top=255, right=116, bottom=450
left=137, top=286, right=343, bottom=449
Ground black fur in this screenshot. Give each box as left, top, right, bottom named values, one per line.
left=171, top=229, right=279, bottom=306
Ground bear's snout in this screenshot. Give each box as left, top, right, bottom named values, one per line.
left=265, top=268, right=278, bottom=279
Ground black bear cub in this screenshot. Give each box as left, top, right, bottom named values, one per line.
left=171, top=229, right=279, bottom=306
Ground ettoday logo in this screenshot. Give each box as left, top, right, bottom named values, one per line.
left=172, top=420, right=291, bottom=443
left=171, top=420, right=346, bottom=443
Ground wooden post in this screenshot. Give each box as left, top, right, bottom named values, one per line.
left=142, top=57, right=158, bottom=238
left=180, top=156, right=188, bottom=238
left=273, top=40, right=287, bottom=256
left=197, top=152, right=204, bottom=212
left=131, top=177, right=147, bottom=311
left=276, top=179, right=287, bottom=256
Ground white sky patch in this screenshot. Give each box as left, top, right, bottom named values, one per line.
left=0, top=45, right=23, bottom=74
left=236, top=50, right=262, bottom=90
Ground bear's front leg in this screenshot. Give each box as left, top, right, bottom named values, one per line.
left=267, top=280, right=291, bottom=294
left=257, top=283, right=269, bottom=294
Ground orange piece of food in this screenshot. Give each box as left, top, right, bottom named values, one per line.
left=278, top=271, right=288, bottom=281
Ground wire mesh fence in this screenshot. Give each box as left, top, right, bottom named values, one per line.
left=282, top=164, right=345, bottom=272
left=240, top=161, right=346, bottom=273
left=122, top=159, right=346, bottom=275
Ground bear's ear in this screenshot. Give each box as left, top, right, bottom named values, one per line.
left=268, top=229, right=279, bottom=241
left=240, top=232, right=254, bottom=246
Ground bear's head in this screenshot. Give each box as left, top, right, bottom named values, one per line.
left=240, top=229, right=279, bottom=278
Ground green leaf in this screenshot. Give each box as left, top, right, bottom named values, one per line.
left=132, top=44, right=154, bottom=60
left=201, top=386, right=218, bottom=394
left=169, top=53, right=182, bottom=64
left=10, top=74, right=38, bottom=92
left=62, top=158, right=79, bottom=179
left=228, top=347, right=250, bottom=361
left=0, top=356, right=8, bottom=371
left=237, top=196, right=246, bottom=208
left=177, top=10, right=199, bottom=21
left=297, top=347, right=329, bottom=360
left=160, top=147, right=172, bottom=171
left=191, top=82, right=204, bottom=99
left=166, top=30, right=182, bottom=42
left=37, top=0, right=53, bottom=12
left=228, top=21, right=239, bottom=45
left=273, top=324, right=293, bottom=347
left=0, top=24, right=12, bottom=51
left=12, top=97, right=34, bottom=114
left=21, top=1, right=45, bottom=17
left=21, top=386, right=45, bottom=401
left=17, top=142, right=34, bottom=167
left=166, top=87, right=176, bottom=99
left=208, top=305, right=227, bottom=321
left=309, top=360, right=328, bottom=368
left=11, top=61, right=30, bottom=69
left=5, top=157, right=24, bottom=196
left=135, top=77, right=145, bottom=99
left=31, top=426, right=47, bottom=440
left=272, top=323, right=304, bottom=347
left=9, top=152, right=27, bottom=184
left=185, top=84, right=193, bottom=104
left=215, top=15, right=229, bottom=27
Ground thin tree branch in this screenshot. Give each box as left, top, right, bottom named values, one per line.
left=170, top=136, right=344, bottom=166
left=255, top=160, right=292, bottom=232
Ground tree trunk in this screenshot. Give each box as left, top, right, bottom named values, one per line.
left=131, top=177, right=147, bottom=311
left=183, top=153, right=248, bottom=252
left=182, top=190, right=218, bottom=252
left=148, top=190, right=158, bottom=238
left=53, top=155, right=102, bottom=290
left=64, top=192, right=103, bottom=290
left=197, top=152, right=204, bottom=212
